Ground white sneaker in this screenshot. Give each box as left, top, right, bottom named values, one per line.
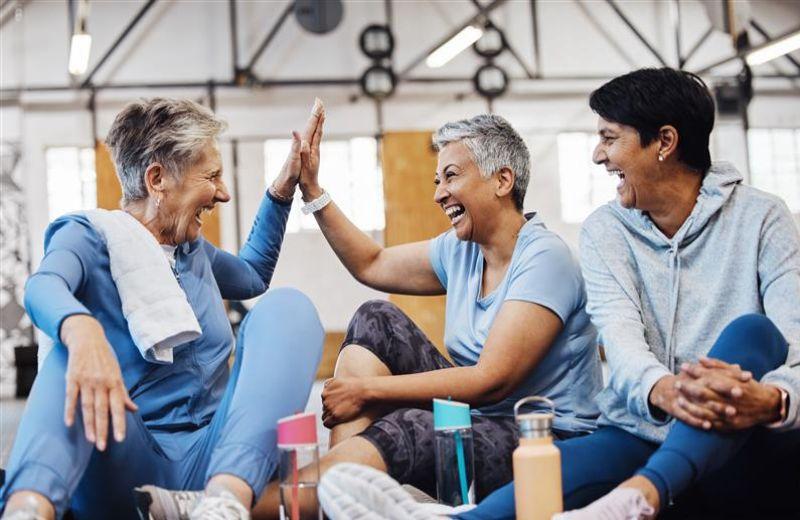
left=134, top=485, right=249, bottom=520
left=190, top=491, right=250, bottom=520
left=552, top=488, right=655, bottom=520
left=319, top=463, right=475, bottom=520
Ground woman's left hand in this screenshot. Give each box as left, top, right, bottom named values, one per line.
left=321, top=376, right=368, bottom=428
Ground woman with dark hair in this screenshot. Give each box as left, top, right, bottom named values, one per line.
left=320, top=68, right=800, bottom=520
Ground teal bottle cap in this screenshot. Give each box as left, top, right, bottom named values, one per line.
left=433, top=398, right=472, bottom=430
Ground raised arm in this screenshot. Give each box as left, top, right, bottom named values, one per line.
left=207, top=119, right=307, bottom=300
left=297, top=105, right=444, bottom=296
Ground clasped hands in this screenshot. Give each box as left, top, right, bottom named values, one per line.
left=650, top=357, right=782, bottom=431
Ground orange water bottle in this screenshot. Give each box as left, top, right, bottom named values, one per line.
left=512, top=396, right=562, bottom=520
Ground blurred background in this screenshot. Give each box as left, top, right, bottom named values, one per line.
left=1, top=0, right=799, bottom=455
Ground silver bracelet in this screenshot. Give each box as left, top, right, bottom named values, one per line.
left=301, top=190, right=332, bottom=215
left=268, top=184, right=294, bottom=204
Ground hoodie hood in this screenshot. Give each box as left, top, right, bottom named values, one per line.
left=608, top=162, right=743, bottom=248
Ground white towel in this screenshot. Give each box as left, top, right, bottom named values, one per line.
left=84, top=209, right=202, bottom=364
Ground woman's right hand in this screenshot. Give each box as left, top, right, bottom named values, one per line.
left=299, top=98, right=326, bottom=201
left=60, top=314, right=138, bottom=451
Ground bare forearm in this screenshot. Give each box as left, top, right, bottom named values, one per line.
left=363, top=366, right=507, bottom=408
left=302, top=184, right=384, bottom=284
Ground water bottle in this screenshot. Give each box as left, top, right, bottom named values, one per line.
left=433, top=398, right=475, bottom=507
left=513, top=396, right=562, bottom=520
left=277, top=412, right=322, bottom=520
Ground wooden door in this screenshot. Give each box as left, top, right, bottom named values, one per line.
left=382, top=132, right=450, bottom=356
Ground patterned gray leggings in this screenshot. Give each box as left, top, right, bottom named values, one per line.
left=342, top=299, right=519, bottom=501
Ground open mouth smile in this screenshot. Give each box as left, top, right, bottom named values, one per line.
left=444, top=204, right=465, bottom=225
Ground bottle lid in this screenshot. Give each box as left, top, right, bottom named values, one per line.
left=514, top=396, right=555, bottom=439
left=433, top=398, right=472, bottom=430
left=277, top=411, right=317, bottom=447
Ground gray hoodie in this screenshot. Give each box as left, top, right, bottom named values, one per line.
left=580, top=162, right=800, bottom=443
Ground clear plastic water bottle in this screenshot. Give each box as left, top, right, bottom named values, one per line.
left=277, top=412, right=322, bottom=520
left=433, top=398, right=475, bottom=507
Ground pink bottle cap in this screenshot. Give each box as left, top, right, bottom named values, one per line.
left=277, top=412, right=317, bottom=447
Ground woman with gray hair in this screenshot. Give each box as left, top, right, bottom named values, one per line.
left=0, top=99, right=324, bottom=519
left=252, top=109, right=603, bottom=518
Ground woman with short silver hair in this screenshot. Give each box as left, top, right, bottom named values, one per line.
left=252, top=110, right=603, bottom=517
left=1, top=98, right=325, bottom=519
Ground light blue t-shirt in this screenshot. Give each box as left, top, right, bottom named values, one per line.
left=429, top=214, right=602, bottom=432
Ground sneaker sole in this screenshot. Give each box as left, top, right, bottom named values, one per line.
left=319, top=463, right=446, bottom=520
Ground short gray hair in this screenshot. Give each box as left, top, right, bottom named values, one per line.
left=105, top=98, right=227, bottom=202
left=432, top=114, right=530, bottom=210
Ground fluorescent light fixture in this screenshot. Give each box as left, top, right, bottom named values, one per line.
left=426, top=25, right=484, bottom=68
left=68, top=32, right=92, bottom=75
left=746, top=30, right=800, bottom=66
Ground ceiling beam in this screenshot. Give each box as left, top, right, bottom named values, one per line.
left=604, top=0, right=668, bottom=67
left=243, top=1, right=295, bottom=79
left=469, top=0, right=535, bottom=79
left=694, top=24, right=800, bottom=75
left=750, top=20, right=800, bottom=75
left=682, top=26, right=713, bottom=68
left=80, top=0, right=158, bottom=88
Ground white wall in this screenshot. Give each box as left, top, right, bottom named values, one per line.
left=3, top=1, right=799, bottom=331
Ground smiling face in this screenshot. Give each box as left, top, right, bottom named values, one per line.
left=592, top=117, right=666, bottom=211
left=433, top=141, right=497, bottom=242
left=158, top=140, right=230, bottom=244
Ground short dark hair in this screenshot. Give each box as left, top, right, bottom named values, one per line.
left=589, top=68, right=715, bottom=173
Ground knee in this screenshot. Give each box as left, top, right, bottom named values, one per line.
left=713, top=314, right=788, bottom=370
left=256, top=287, right=317, bottom=319
left=722, top=314, right=786, bottom=353
left=351, top=299, right=402, bottom=323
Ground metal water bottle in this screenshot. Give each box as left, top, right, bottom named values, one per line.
left=512, top=396, right=562, bottom=520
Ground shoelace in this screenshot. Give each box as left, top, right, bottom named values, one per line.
left=189, top=492, right=249, bottom=520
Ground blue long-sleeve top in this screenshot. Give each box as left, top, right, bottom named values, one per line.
left=24, top=191, right=291, bottom=433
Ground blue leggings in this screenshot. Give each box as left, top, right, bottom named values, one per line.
left=1, top=288, right=323, bottom=519
left=460, top=314, right=800, bottom=519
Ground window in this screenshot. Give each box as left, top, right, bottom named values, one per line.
left=45, top=147, right=96, bottom=222
left=557, top=133, right=618, bottom=223
left=747, top=129, right=800, bottom=213
left=264, top=137, right=384, bottom=232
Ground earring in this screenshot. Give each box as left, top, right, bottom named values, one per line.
left=155, top=196, right=161, bottom=208
left=658, top=153, right=664, bottom=162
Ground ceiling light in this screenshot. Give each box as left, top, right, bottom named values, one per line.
left=426, top=25, right=484, bottom=68
left=745, top=29, right=800, bottom=66
left=68, top=32, right=92, bottom=75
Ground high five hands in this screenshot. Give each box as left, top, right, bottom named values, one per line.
left=271, top=98, right=325, bottom=200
